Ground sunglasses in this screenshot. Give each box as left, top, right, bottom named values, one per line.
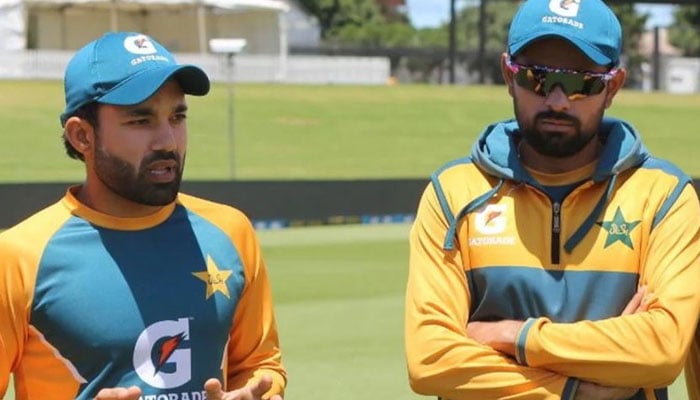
left=505, top=56, right=617, bottom=100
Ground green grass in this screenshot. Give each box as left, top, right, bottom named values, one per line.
left=1, top=81, right=700, bottom=182
left=262, top=224, right=422, bottom=399
left=0, top=224, right=691, bottom=399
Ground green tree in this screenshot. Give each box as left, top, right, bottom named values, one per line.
left=414, top=26, right=449, bottom=48
left=610, top=4, right=648, bottom=88
left=333, top=21, right=418, bottom=47
left=458, top=2, right=519, bottom=82
left=297, top=0, right=415, bottom=46
left=411, top=2, right=518, bottom=50
left=458, top=2, right=518, bottom=52
left=668, top=6, right=700, bottom=57
left=422, top=2, right=647, bottom=85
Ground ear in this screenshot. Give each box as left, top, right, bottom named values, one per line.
left=64, top=116, right=95, bottom=158
left=603, top=68, right=627, bottom=108
left=500, top=53, right=516, bottom=98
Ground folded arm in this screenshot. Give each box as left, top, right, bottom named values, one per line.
left=514, top=186, right=700, bottom=387
left=405, top=186, right=571, bottom=399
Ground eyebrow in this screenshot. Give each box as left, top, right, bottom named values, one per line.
left=122, top=103, right=189, bottom=117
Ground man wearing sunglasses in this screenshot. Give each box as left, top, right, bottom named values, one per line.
left=404, top=0, right=700, bottom=399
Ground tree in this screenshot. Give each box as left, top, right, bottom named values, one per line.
left=668, top=6, right=700, bottom=57
left=458, top=2, right=519, bottom=82
left=609, top=4, right=648, bottom=88
left=426, top=2, right=647, bottom=85
left=458, top=2, right=518, bottom=52
left=297, top=0, right=414, bottom=46
left=333, top=21, right=418, bottom=47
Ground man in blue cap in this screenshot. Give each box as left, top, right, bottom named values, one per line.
left=404, top=0, right=700, bottom=399
left=0, top=32, right=286, bottom=400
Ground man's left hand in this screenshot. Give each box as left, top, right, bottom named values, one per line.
left=203, top=374, right=282, bottom=400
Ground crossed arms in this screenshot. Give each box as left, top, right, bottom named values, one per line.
left=405, top=184, right=700, bottom=399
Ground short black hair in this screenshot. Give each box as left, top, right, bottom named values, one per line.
left=62, top=102, right=100, bottom=161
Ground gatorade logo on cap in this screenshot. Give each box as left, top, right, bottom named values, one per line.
left=124, top=35, right=158, bottom=55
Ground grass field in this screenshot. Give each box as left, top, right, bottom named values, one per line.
left=1, top=224, right=691, bottom=399
left=1, top=81, right=700, bottom=182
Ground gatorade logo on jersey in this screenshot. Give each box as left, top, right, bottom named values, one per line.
left=475, top=204, right=508, bottom=235
left=470, top=204, right=516, bottom=247
left=133, top=318, right=192, bottom=388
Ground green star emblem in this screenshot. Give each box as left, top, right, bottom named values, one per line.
left=597, top=207, right=641, bottom=249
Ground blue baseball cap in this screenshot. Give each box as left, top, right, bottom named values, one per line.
left=508, top=0, right=622, bottom=66
left=61, top=32, right=210, bottom=124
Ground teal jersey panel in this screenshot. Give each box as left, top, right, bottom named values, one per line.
left=467, top=267, right=639, bottom=322
left=30, top=204, right=245, bottom=399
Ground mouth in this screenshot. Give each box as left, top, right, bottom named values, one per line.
left=540, top=117, right=573, bottom=126
left=538, top=117, right=576, bottom=133
left=146, top=160, right=179, bottom=183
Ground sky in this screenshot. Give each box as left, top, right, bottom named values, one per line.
left=405, top=0, right=676, bottom=29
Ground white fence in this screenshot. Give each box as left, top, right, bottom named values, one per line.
left=662, top=57, right=700, bottom=94
left=0, top=50, right=391, bottom=85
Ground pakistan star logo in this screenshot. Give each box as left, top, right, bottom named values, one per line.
left=192, top=256, right=233, bottom=299
left=596, top=207, right=641, bottom=249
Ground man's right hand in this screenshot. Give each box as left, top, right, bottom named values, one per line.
left=94, top=386, right=142, bottom=400
left=620, top=285, right=649, bottom=315
left=203, top=374, right=282, bottom=400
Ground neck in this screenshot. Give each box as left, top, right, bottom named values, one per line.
left=75, top=181, right=166, bottom=218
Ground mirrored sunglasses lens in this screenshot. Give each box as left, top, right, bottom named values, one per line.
left=546, top=73, right=607, bottom=97
left=514, top=68, right=542, bottom=93
left=514, top=68, right=607, bottom=99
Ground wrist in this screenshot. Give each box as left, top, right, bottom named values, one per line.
left=491, top=320, right=522, bottom=355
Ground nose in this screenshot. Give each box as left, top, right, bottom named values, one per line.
left=152, top=119, right=178, bottom=152
left=544, top=85, right=571, bottom=112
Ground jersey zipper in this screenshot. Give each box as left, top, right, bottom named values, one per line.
left=552, top=201, right=561, bottom=264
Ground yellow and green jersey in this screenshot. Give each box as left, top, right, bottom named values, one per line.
left=0, top=188, right=286, bottom=399
left=405, top=117, right=700, bottom=400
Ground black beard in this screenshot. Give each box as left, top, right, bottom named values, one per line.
left=94, top=147, right=183, bottom=206
left=517, top=111, right=597, bottom=158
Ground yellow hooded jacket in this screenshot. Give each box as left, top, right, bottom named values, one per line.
left=405, top=117, right=700, bottom=400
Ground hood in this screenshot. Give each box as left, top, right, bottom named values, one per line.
left=442, top=116, right=650, bottom=253
left=470, top=117, right=650, bottom=183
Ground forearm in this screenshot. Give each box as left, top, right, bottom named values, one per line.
left=518, top=312, right=692, bottom=387
left=521, top=189, right=700, bottom=387
left=407, top=222, right=569, bottom=398
left=406, top=321, right=571, bottom=399
left=469, top=294, right=697, bottom=388
left=226, top=340, right=286, bottom=395
left=228, top=233, right=286, bottom=395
